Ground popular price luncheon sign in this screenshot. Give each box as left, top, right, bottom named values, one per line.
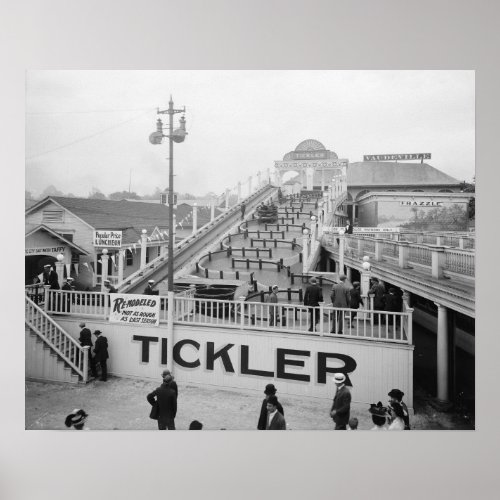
left=93, top=230, right=122, bottom=247
left=109, top=294, right=160, bottom=326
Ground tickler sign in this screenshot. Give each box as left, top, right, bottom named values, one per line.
left=109, top=294, right=160, bottom=326
left=93, top=230, right=122, bottom=247
left=132, top=335, right=357, bottom=385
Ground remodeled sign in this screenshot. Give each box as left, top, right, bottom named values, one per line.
left=109, top=293, right=160, bottom=326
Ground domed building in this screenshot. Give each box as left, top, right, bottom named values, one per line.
left=274, top=139, right=348, bottom=190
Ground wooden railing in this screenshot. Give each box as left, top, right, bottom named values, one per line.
left=39, top=290, right=413, bottom=344
left=25, top=295, right=88, bottom=382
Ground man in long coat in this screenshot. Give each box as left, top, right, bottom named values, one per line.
left=43, top=264, right=60, bottom=289
left=93, top=330, right=109, bottom=381
left=330, top=373, right=351, bottom=430
left=330, top=274, right=350, bottom=334
left=147, top=372, right=178, bottom=430
left=79, top=322, right=97, bottom=378
left=303, top=277, right=323, bottom=332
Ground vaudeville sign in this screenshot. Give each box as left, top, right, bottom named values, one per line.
left=109, top=293, right=160, bottom=326
left=363, top=153, right=431, bottom=161
left=93, top=230, right=122, bottom=247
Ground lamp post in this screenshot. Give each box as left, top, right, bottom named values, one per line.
left=149, top=96, right=187, bottom=292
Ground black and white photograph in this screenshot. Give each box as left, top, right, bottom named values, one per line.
left=25, top=70, right=475, bottom=431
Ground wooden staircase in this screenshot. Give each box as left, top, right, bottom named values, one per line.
left=25, top=296, right=89, bottom=384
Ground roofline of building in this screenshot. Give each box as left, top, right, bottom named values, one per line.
left=25, top=197, right=97, bottom=232
left=25, top=224, right=90, bottom=255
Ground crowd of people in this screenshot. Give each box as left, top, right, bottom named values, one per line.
left=64, top=361, right=410, bottom=431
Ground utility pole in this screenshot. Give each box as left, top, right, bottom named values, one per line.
left=152, top=96, right=186, bottom=292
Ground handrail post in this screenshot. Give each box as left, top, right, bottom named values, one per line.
left=239, top=296, right=246, bottom=329
left=318, top=302, right=325, bottom=336
left=43, top=285, right=51, bottom=312
left=82, top=346, right=90, bottom=383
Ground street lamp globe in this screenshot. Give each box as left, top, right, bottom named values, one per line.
left=102, top=249, right=108, bottom=255
left=56, top=253, right=64, bottom=262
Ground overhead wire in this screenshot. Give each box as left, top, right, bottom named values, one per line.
left=26, top=108, right=155, bottom=160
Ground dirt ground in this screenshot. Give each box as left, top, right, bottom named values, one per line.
left=25, top=377, right=474, bottom=431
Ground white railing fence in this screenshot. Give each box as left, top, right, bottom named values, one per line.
left=25, top=295, right=89, bottom=382
left=42, top=290, right=412, bottom=345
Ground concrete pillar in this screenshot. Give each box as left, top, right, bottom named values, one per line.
left=321, top=169, right=325, bottom=191
left=140, top=229, right=148, bottom=269
left=399, top=241, right=409, bottom=269
left=435, top=235, right=442, bottom=246
left=225, top=189, right=230, bottom=210
left=237, top=182, right=241, bottom=202
left=435, top=302, right=450, bottom=402
left=192, top=203, right=198, bottom=234
left=402, top=289, right=411, bottom=307
left=346, top=266, right=352, bottom=282
left=248, top=176, right=252, bottom=196
left=55, top=259, right=65, bottom=289
left=100, top=250, right=109, bottom=292
left=358, top=238, right=364, bottom=257
left=374, top=238, right=383, bottom=262
left=338, top=236, right=345, bottom=276
left=458, top=237, right=464, bottom=249
left=416, top=233, right=424, bottom=244
left=210, top=200, right=215, bottom=221
left=118, top=250, right=124, bottom=283
left=431, top=246, right=446, bottom=279
left=257, top=171, right=262, bottom=188
left=267, top=167, right=271, bottom=184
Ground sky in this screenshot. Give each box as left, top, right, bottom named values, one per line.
left=25, top=70, right=475, bottom=198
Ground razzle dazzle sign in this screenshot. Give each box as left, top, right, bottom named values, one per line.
left=109, top=294, right=160, bottom=326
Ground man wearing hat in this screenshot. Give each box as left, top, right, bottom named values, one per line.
left=61, top=277, right=74, bottom=312
left=369, top=277, right=386, bottom=324
left=147, top=370, right=178, bottom=430
left=267, top=285, right=279, bottom=326
left=258, top=383, right=284, bottom=430
left=265, top=395, right=287, bottom=430
left=93, top=329, right=109, bottom=381
left=330, top=274, right=350, bottom=334
left=79, top=322, right=97, bottom=378
left=388, top=389, right=410, bottom=429
left=329, top=373, right=351, bottom=430
left=303, top=277, right=323, bottom=332
left=43, top=264, right=60, bottom=290
left=144, top=279, right=157, bottom=295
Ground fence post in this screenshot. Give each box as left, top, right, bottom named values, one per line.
left=318, top=302, right=325, bottom=336
left=82, top=346, right=89, bottom=383
left=399, top=241, right=409, bottom=269
left=43, top=285, right=50, bottom=312
left=431, top=246, right=446, bottom=279
left=239, top=296, right=246, bottom=329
